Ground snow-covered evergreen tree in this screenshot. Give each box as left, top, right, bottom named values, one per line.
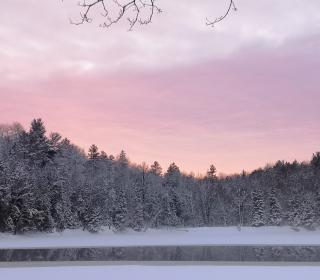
left=300, top=195, right=316, bottom=229
left=129, top=177, right=145, bottom=231
left=25, top=118, right=52, bottom=167
left=268, top=188, right=282, bottom=225
left=132, top=199, right=144, bottom=231
left=83, top=206, right=104, bottom=233
left=0, top=160, right=11, bottom=232
left=251, top=189, right=266, bottom=227
left=113, top=188, right=128, bottom=231
left=165, top=163, right=181, bottom=189
left=287, top=195, right=301, bottom=227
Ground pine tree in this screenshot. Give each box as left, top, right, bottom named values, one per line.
left=251, top=189, right=266, bottom=227
left=206, top=164, right=217, bottom=182
left=83, top=207, right=103, bottom=233
left=287, top=195, right=301, bottom=227
left=311, top=152, right=320, bottom=169
left=132, top=200, right=144, bottom=231
left=34, top=192, right=55, bottom=232
left=150, top=161, right=162, bottom=176
left=7, top=163, right=39, bottom=233
left=100, top=151, right=108, bottom=159
left=88, top=144, right=99, bottom=160
left=165, top=162, right=181, bottom=189
left=268, top=188, right=282, bottom=226
left=0, top=161, right=11, bottom=232
left=159, top=189, right=180, bottom=227
left=162, top=163, right=182, bottom=226
left=118, top=150, right=129, bottom=167
left=113, top=188, right=128, bottom=231
left=143, top=172, right=163, bottom=229
left=300, top=195, right=316, bottom=229
left=26, top=119, right=51, bottom=167
left=315, top=190, right=320, bottom=224
left=130, top=181, right=145, bottom=231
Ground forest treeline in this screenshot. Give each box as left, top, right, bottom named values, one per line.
left=0, top=119, right=320, bottom=234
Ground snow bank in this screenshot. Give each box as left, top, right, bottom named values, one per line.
left=1, top=226, right=320, bottom=249
left=1, top=265, right=320, bottom=280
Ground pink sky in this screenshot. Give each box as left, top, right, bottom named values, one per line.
left=1, top=0, right=320, bottom=174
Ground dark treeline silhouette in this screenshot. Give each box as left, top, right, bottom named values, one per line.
left=0, top=119, right=320, bottom=234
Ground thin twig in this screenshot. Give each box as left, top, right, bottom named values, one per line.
left=206, top=0, right=237, bottom=27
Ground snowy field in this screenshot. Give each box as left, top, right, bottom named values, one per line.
left=1, top=265, right=320, bottom=280
left=1, top=226, right=320, bottom=249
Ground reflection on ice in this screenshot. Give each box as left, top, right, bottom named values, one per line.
left=1, top=246, right=320, bottom=262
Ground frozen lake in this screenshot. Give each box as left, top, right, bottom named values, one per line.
left=1, top=245, right=320, bottom=263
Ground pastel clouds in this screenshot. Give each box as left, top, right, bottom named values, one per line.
left=1, top=0, right=320, bottom=79
left=0, top=0, right=319, bottom=174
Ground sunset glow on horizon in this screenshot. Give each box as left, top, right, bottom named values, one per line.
left=1, top=0, right=319, bottom=175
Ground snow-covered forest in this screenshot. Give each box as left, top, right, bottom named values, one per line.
left=0, top=119, right=320, bottom=234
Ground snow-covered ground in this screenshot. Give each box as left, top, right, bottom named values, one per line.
left=2, top=227, right=320, bottom=279
left=1, top=226, right=320, bottom=249
left=1, top=265, right=320, bottom=280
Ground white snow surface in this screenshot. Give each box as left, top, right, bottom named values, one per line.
left=1, top=226, right=320, bottom=249
left=1, top=265, right=320, bottom=280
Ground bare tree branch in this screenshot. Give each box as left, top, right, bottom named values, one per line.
left=68, top=0, right=162, bottom=31
left=65, top=0, right=236, bottom=30
left=206, top=0, right=237, bottom=28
